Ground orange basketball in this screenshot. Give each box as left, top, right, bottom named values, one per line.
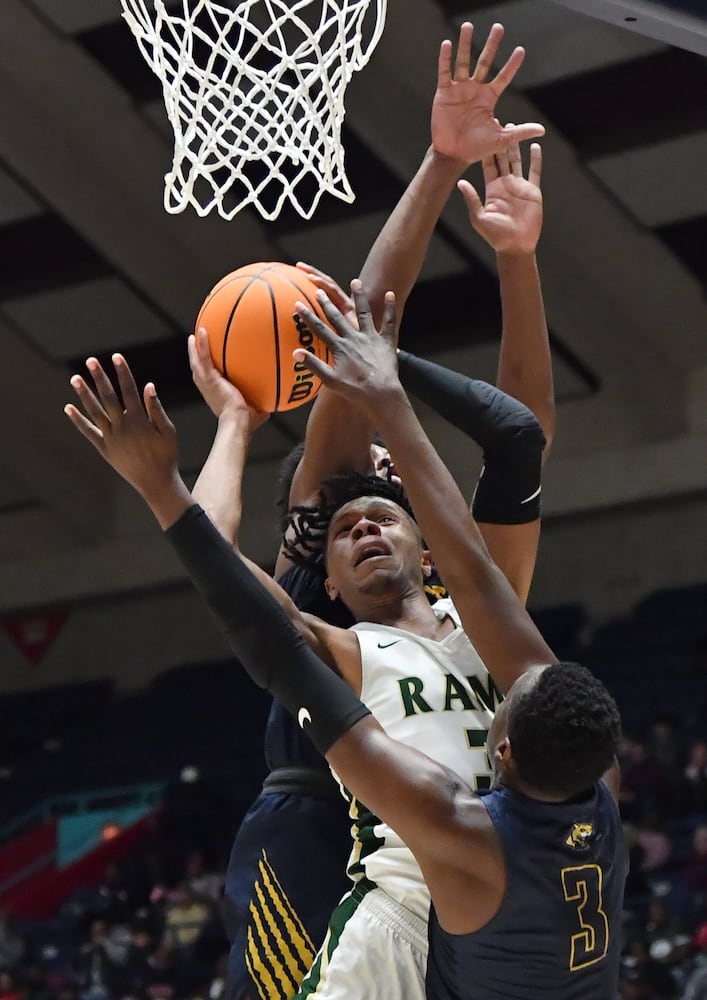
left=195, top=262, right=331, bottom=412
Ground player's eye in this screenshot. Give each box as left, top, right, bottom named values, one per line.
left=378, top=515, right=395, bottom=524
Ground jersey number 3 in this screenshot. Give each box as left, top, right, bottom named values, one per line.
left=561, top=865, right=609, bottom=971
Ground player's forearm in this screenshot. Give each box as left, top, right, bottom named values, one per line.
left=165, top=504, right=368, bottom=746
left=191, top=408, right=252, bottom=545
left=288, top=389, right=377, bottom=507
left=496, top=251, right=555, bottom=455
left=359, top=147, right=466, bottom=326
left=289, top=150, right=465, bottom=507
left=139, top=473, right=195, bottom=531
left=368, top=385, right=555, bottom=686
left=371, top=385, right=488, bottom=568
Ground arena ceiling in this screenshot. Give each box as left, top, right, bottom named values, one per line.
left=0, top=0, right=706, bottom=613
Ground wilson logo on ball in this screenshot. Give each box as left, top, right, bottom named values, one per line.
left=288, top=314, right=317, bottom=405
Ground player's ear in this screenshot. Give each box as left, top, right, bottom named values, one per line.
left=494, top=737, right=512, bottom=767
left=421, top=548, right=433, bottom=579
left=324, top=576, right=339, bottom=601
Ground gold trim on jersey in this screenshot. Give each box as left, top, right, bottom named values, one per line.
left=245, top=850, right=316, bottom=999
left=561, top=863, right=610, bottom=971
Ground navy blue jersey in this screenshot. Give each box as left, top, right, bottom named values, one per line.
left=426, top=781, right=627, bottom=1000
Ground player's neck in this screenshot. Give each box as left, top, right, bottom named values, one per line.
left=356, top=589, right=452, bottom=638
left=504, top=774, right=592, bottom=805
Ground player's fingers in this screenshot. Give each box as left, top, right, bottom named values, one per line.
left=144, top=383, right=175, bottom=435
left=296, top=261, right=321, bottom=276
left=502, top=122, right=545, bottom=147
left=187, top=334, right=204, bottom=383
left=302, top=271, right=353, bottom=316
left=473, top=22, right=503, bottom=83
left=490, top=45, right=525, bottom=96
left=481, top=153, right=499, bottom=187
left=528, top=142, right=543, bottom=188
left=437, top=39, right=453, bottom=88
left=70, top=372, right=111, bottom=434
left=496, top=148, right=511, bottom=176
left=350, top=280, right=375, bottom=334
left=86, top=357, right=123, bottom=423
left=196, top=327, right=213, bottom=362
left=312, top=290, right=353, bottom=337
left=507, top=134, right=523, bottom=177
left=294, top=301, right=340, bottom=351
left=187, top=332, right=198, bottom=365
left=379, top=292, right=397, bottom=348
left=457, top=179, right=484, bottom=221
left=297, top=261, right=333, bottom=291
left=453, top=21, right=473, bottom=80
left=112, top=353, right=142, bottom=413
left=64, top=403, right=105, bottom=452
left=292, top=349, right=334, bottom=385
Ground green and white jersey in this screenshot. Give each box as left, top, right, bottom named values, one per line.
left=334, top=597, right=501, bottom=923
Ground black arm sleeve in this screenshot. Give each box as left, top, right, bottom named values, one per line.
left=396, top=349, right=546, bottom=524
left=165, top=505, right=370, bottom=755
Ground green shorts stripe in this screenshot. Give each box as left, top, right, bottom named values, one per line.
left=294, top=879, right=377, bottom=999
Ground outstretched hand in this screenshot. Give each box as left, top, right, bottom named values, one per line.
left=188, top=327, right=268, bottom=431
left=296, top=262, right=357, bottom=328
left=292, top=281, right=400, bottom=414
left=458, top=140, right=543, bottom=254
left=64, top=354, right=182, bottom=505
left=431, top=22, right=544, bottom=166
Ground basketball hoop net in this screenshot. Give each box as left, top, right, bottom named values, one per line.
left=119, top=0, right=387, bottom=221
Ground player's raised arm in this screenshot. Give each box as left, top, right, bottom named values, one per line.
left=63, top=354, right=359, bottom=678
left=458, top=139, right=552, bottom=600
left=278, top=21, right=544, bottom=569
left=188, top=327, right=268, bottom=547
left=293, top=287, right=555, bottom=692
left=395, top=350, right=545, bottom=602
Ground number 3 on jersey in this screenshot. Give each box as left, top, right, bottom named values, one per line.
left=561, top=865, right=609, bottom=970
left=464, top=728, right=491, bottom=790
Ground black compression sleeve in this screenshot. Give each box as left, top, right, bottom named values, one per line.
left=164, top=505, right=370, bottom=755
left=397, top=349, right=546, bottom=524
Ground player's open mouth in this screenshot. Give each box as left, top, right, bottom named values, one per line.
left=353, top=542, right=391, bottom=567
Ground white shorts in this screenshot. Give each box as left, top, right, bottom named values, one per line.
left=294, top=880, right=428, bottom=1000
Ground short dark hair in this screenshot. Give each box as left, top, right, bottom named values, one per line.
left=508, top=662, right=621, bottom=799
left=320, top=471, right=416, bottom=527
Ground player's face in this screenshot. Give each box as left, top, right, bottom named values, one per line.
left=370, top=442, right=401, bottom=486
left=324, top=496, right=428, bottom=604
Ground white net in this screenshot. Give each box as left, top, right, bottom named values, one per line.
left=119, top=0, right=387, bottom=220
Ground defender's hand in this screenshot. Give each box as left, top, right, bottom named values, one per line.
left=292, top=281, right=399, bottom=412
left=188, top=327, right=268, bottom=430
left=296, top=262, right=358, bottom=328
left=64, top=353, right=180, bottom=501
left=458, top=141, right=543, bottom=255
left=431, top=22, right=544, bottom=166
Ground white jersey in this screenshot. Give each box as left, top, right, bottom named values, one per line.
left=332, top=597, right=502, bottom=923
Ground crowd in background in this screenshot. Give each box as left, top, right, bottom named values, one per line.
left=0, top=713, right=705, bottom=1000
